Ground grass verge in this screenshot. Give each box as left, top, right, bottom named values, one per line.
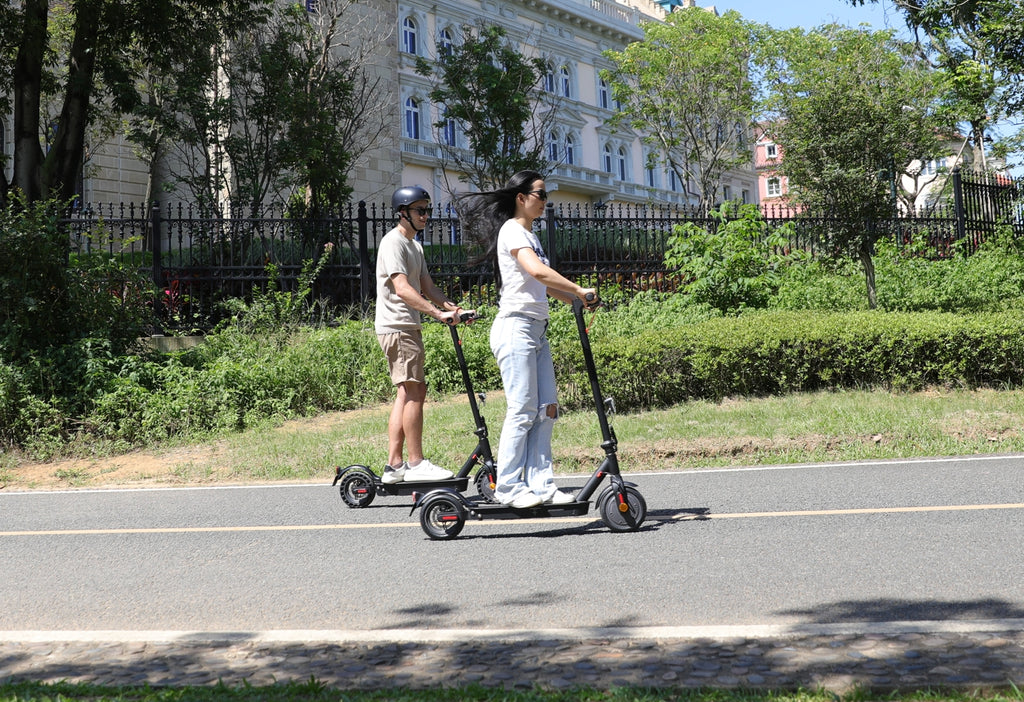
left=5, top=386, right=1024, bottom=491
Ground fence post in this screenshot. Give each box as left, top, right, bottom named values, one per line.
left=357, top=200, right=372, bottom=306
left=952, top=167, right=966, bottom=245
left=545, top=201, right=557, bottom=269
left=150, top=202, right=162, bottom=292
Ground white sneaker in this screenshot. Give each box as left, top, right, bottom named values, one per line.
left=545, top=490, right=575, bottom=505
left=403, top=459, right=453, bottom=482
left=511, top=492, right=543, bottom=508
left=381, top=464, right=406, bottom=484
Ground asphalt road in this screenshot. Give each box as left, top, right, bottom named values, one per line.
left=2, top=454, right=1023, bottom=634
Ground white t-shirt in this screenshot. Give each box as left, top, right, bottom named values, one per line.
left=375, top=227, right=425, bottom=334
left=497, top=219, right=550, bottom=320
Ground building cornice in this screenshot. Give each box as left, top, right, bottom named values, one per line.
left=520, top=0, right=650, bottom=43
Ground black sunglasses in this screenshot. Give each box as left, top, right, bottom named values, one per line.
left=527, top=189, right=549, bottom=201
left=407, top=206, right=431, bottom=216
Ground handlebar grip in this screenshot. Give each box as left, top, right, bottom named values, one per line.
left=584, top=292, right=596, bottom=302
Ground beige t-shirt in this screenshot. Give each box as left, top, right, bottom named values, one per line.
left=375, top=226, right=426, bottom=334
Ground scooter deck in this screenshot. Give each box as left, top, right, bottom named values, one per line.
left=463, top=497, right=591, bottom=520
left=381, top=476, right=470, bottom=497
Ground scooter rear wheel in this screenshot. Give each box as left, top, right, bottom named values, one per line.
left=599, top=485, right=647, bottom=532
left=339, top=469, right=376, bottom=508
left=420, top=494, right=466, bottom=540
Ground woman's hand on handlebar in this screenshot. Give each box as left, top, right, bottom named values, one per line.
left=578, top=288, right=600, bottom=310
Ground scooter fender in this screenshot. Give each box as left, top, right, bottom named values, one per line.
left=597, top=479, right=640, bottom=503
left=332, top=464, right=372, bottom=486
left=410, top=486, right=466, bottom=515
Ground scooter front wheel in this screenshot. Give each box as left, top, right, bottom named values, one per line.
left=599, top=485, right=647, bottom=532
left=420, top=494, right=466, bottom=540
left=339, top=469, right=376, bottom=508
left=474, top=467, right=498, bottom=503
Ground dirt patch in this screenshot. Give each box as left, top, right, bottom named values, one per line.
left=939, top=409, right=1022, bottom=442
left=1, top=407, right=387, bottom=492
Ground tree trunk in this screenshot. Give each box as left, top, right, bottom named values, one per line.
left=859, top=247, right=877, bottom=310
left=44, top=2, right=101, bottom=204
left=11, top=0, right=49, bottom=204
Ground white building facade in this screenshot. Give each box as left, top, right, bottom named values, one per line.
left=394, top=0, right=758, bottom=210
left=1, top=0, right=759, bottom=209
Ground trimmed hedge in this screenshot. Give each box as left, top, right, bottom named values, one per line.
left=555, top=311, right=1024, bottom=412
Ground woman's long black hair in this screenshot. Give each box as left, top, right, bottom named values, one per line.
left=454, top=170, right=545, bottom=290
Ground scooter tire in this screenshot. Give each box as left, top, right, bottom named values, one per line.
left=474, top=468, right=498, bottom=503
left=599, top=485, right=647, bottom=532
left=420, top=494, right=466, bottom=540
left=339, top=469, right=376, bottom=508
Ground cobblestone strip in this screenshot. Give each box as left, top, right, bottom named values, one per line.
left=2, top=632, right=1023, bottom=692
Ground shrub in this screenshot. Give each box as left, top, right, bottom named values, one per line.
left=663, top=203, right=805, bottom=312
left=556, top=310, right=1024, bottom=412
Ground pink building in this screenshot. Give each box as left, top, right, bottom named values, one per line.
left=754, top=127, right=803, bottom=216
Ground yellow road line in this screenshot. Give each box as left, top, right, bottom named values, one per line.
left=2, top=503, right=1023, bottom=537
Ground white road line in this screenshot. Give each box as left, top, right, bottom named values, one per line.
left=3, top=503, right=1023, bottom=537
left=3, top=452, right=1022, bottom=496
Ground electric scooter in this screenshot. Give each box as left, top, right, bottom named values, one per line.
left=332, top=313, right=497, bottom=508
left=410, top=295, right=647, bottom=539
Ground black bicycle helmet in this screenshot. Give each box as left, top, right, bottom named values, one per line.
left=392, top=185, right=431, bottom=211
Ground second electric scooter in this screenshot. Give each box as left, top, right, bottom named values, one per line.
left=333, top=313, right=497, bottom=507
left=410, top=296, right=647, bottom=539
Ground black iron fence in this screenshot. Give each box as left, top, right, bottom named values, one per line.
left=61, top=168, right=1022, bottom=332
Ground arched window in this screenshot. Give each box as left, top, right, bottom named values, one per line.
left=668, top=169, right=680, bottom=193
left=402, top=17, right=418, bottom=55
left=404, top=97, right=421, bottom=139
left=564, top=135, right=575, bottom=165
left=603, top=144, right=613, bottom=173
left=438, top=28, right=453, bottom=56
left=547, top=131, right=560, bottom=161
left=560, top=66, right=571, bottom=98
left=598, top=79, right=610, bottom=110
left=617, top=147, right=628, bottom=180
left=544, top=68, right=555, bottom=93
left=645, top=157, right=658, bottom=188
left=442, top=116, right=457, bottom=146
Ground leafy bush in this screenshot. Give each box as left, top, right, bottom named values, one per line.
left=556, top=310, right=1024, bottom=412
left=770, top=224, right=1024, bottom=314
left=218, top=245, right=337, bottom=333
left=664, top=203, right=805, bottom=312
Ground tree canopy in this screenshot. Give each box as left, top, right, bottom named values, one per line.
left=755, top=24, right=949, bottom=308
left=603, top=8, right=756, bottom=209
left=848, top=0, right=1024, bottom=167
left=1, top=0, right=273, bottom=208
left=414, top=24, right=554, bottom=192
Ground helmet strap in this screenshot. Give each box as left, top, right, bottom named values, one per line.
left=399, top=209, right=425, bottom=234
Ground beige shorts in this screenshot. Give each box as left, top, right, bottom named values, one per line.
left=378, top=330, right=426, bottom=385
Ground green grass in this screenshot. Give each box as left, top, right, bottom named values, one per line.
left=8, top=385, right=1024, bottom=489
left=230, top=386, right=1024, bottom=480
left=1, top=681, right=1022, bottom=702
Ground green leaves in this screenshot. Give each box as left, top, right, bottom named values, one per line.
left=663, top=203, right=804, bottom=312
left=415, top=23, right=549, bottom=190
left=604, top=9, right=756, bottom=208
